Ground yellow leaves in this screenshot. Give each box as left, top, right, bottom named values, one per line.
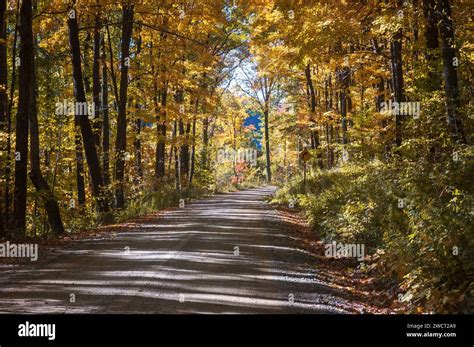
left=323, top=110, right=339, bottom=121
left=319, top=19, right=333, bottom=28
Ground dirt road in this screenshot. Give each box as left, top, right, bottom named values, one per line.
left=0, top=187, right=367, bottom=314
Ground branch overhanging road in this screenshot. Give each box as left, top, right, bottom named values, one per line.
left=0, top=186, right=367, bottom=314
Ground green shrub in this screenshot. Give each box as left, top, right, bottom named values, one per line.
left=274, top=150, right=474, bottom=313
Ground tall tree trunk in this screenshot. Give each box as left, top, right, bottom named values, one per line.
left=437, top=0, right=465, bottom=143
left=372, top=38, right=390, bottom=157
left=201, top=116, right=209, bottom=169
left=179, top=120, right=190, bottom=181
left=390, top=3, right=405, bottom=147
left=152, top=40, right=166, bottom=181
left=175, top=90, right=189, bottom=183
left=13, top=0, right=34, bottom=235
left=0, top=1, right=8, bottom=130
left=263, top=104, right=271, bottom=182
left=0, top=0, right=6, bottom=130
left=101, top=33, right=110, bottom=187
left=106, top=25, right=120, bottom=116
left=169, top=128, right=174, bottom=170
left=133, top=36, right=142, bottom=181
left=422, top=0, right=442, bottom=161
left=423, top=0, right=441, bottom=90
left=114, top=4, right=134, bottom=209
left=92, top=15, right=102, bottom=154
left=68, top=5, right=108, bottom=212
left=0, top=0, right=7, bottom=234
left=337, top=67, right=350, bottom=145
left=173, top=120, right=181, bottom=193
left=155, top=86, right=167, bottom=179
left=83, top=32, right=91, bottom=95
left=74, top=127, right=86, bottom=207
left=4, top=1, right=20, bottom=232
left=189, top=98, right=199, bottom=185
left=189, top=116, right=197, bottom=185
left=324, top=76, right=334, bottom=169
left=28, top=18, right=64, bottom=235
left=305, top=64, right=324, bottom=169
left=134, top=119, right=142, bottom=179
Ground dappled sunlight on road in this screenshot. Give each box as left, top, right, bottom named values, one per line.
left=0, top=187, right=364, bottom=314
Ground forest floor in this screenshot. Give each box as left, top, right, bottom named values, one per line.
left=0, top=186, right=393, bottom=313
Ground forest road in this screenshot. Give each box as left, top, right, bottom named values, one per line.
left=0, top=186, right=364, bottom=313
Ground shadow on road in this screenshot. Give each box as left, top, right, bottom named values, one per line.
left=0, top=187, right=366, bottom=314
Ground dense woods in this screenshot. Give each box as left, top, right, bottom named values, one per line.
left=0, top=0, right=472, bottom=313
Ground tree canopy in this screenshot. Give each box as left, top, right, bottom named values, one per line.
left=0, top=0, right=472, bottom=313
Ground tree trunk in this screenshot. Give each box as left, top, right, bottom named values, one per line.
left=179, top=120, right=190, bottom=181
left=13, top=0, right=35, bottom=235
left=74, top=127, right=86, bottom=206
left=305, top=64, right=324, bottom=169
left=337, top=67, right=350, bottom=145
left=175, top=89, right=189, bottom=183
left=4, top=1, right=20, bottom=232
left=437, top=0, right=465, bottom=143
left=133, top=120, right=142, bottom=179
left=189, top=116, right=197, bottom=185
left=101, top=33, right=110, bottom=187
left=423, top=0, right=441, bottom=90
left=0, top=0, right=7, bottom=234
left=390, top=6, right=405, bottom=148
left=155, top=87, right=167, bottom=179
left=133, top=36, right=142, bottom=181
left=92, top=15, right=102, bottom=154
left=68, top=5, right=108, bottom=212
left=324, top=76, right=334, bottom=169
left=173, top=121, right=181, bottom=193
left=28, top=19, right=64, bottom=235
left=263, top=105, right=271, bottom=182
left=114, top=4, right=134, bottom=209
left=0, top=0, right=6, bottom=128
left=201, top=116, right=209, bottom=169
left=83, top=32, right=91, bottom=95
left=189, top=98, right=199, bottom=185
